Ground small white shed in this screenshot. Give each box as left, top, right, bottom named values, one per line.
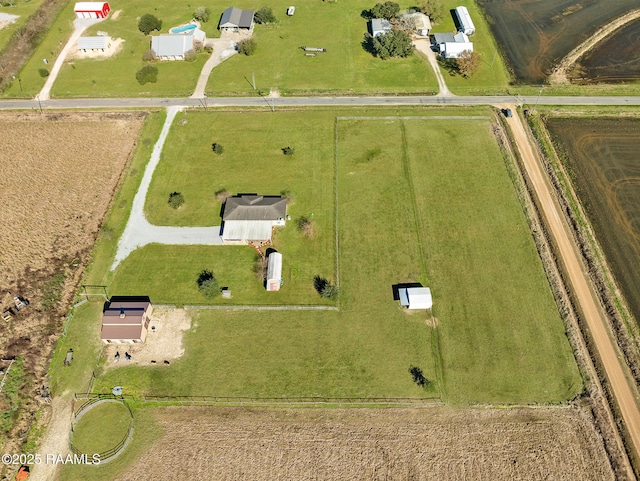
left=399, top=287, right=432, bottom=310
left=454, top=6, right=475, bottom=35
left=266, top=252, right=283, bottom=292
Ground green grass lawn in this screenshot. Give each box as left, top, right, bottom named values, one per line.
left=91, top=107, right=580, bottom=403
left=72, top=401, right=131, bottom=454
left=0, top=0, right=47, bottom=54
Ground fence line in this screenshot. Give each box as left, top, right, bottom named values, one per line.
left=184, top=305, right=338, bottom=311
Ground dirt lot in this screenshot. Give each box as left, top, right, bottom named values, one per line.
left=117, top=405, right=614, bottom=481
left=0, top=111, right=145, bottom=456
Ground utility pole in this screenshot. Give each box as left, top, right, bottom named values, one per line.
left=203, top=94, right=208, bottom=112
left=252, top=71, right=256, bottom=90
left=535, top=84, right=545, bottom=109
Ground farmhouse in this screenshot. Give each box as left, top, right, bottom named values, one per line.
left=221, top=194, right=287, bottom=245
left=74, top=2, right=110, bottom=19
left=399, top=287, right=432, bottom=310
left=77, top=36, right=111, bottom=52
left=219, top=7, right=254, bottom=32
left=370, top=18, right=391, bottom=37
left=454, top=6, right=475, bottom=36
left=150, top=29, right=205, bottom=60
left=266, top=251, right=283, bottom=292
left=406, top=12, right=431, bottom=37
left=101, top=298, right=153, bottom=344
left=432, top=32, right=473, bottom=59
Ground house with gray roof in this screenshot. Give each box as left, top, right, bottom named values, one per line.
left=432, top=32, right=473, bottom=59
left=221, top=194, right=287, bottom=244
left=370, top=18, right=391, bottom=37
left=219, top=7, right=254, bottom=32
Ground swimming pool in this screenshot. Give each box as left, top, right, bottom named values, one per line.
left=170, top=24, right=197, bottom=34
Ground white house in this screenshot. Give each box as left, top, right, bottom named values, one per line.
left=454, top=6, right=475, bottom=35
left=433, top=32, right=473, bottom=59
left=150, top=29, right=205, bottom=60
left=266, top=252, right=283, bottom=292
left=370, top=18, right=391, bottom=37
left=219, top=7, right=254, bottom=32
left=399, top=287, right=432, bottom=310
left=221, top=195, right=287, bottom=245
left=74, top=2, right=110, bottom=19
left=407, top=12, right=431, bottom=37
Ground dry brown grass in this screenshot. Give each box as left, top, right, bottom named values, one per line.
left=118, top=405, right=614, bottom=481
left=0, top=110, right=145, bottom=454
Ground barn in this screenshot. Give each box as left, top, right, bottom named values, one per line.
left=74, top=2, right=111, bottom=19
left=221, top=195, right=287, bottom=245
left=454, top=6, right=475, bottom=36
left=399, top=287, right=432, bottom=310
left=266, top=252, right=283, bottom=292
left=219, top=7, right=254, bottom=32
left=101, top=298, right=153, bottom=344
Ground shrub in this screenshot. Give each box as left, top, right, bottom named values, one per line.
left=136, top=65, right=158, bottom=84
left=184, top=49, right=197, bottom=62
left=254, top=6, right=276, bottom=24
left=280, top=189, right=295, bottom=205
left=138, top=14, right=162, bottom=35
left=215, top=189, right=230, bottom=202
left=313, top=275, right=339, bottom=300
left=253, top=256, right=267, bottom=280
left=38, top=68, right=49, bottom=78
left=296, top=216, right=316, bottom=238
left=282, top=146, right=295, bottom=156
left=193, top=6, right=211, bottom=23
left=211, top=143, right=224, bottom=154
left=168, top=191, right=185, bottom=209
left=409, top=366, right=432, bottom=388
left=237, top=37, right=256, bottom=56
left=142, top=49, right=157, bottom=62
left=197, top=270, right=220, bottom=299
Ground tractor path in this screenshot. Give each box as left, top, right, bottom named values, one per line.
left=413, top=39, right=452, bottom=97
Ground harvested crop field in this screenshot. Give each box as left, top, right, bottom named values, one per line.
left=0, top=111, right=144, bottom=453
left=544, top=117, right=640, bottom=327
left=100, top=406, right=614, bottom=481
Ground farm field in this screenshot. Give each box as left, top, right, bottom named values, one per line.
left=544, top=116, right=640, bottom=329
left=92, top=107, right=580, bottom=403
left=477, top=0, right=639, bottom=84
left=0, top=111, right=145, bottom=460
left=59, top=405, right=614, bottom=481
left=570, top=21, right=640, bottom=85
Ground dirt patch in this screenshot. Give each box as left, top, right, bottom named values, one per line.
left=102, top=309, right=191, bottom=367
left=0, top=13, right=18, bottom=30
left=0, top=111, right=145, bottom=468
left=69, top=37, right=124, bottom=60
left=117, top=405, right=614, bottom=480
left=110, top=10, right=122, bottom=20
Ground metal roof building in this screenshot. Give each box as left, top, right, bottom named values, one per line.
left=399, top=287, right=432, bottom=310
left=219, top=7, right=254, bottom=30
left=370, top=18, right=391, bottom=37
left=151, top=34, right=193, bottom=60
left=454, top=6, right=475, bottom=35
left=101, top=300, right=153, bottom=344
left=221, top=195, right=287, bottom=244
left=266, top=252, right=283, bottom=292
left=77, top=36, right=110, bottom=50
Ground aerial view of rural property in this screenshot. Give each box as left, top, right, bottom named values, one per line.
left=2, top=0, right=640, bottom=479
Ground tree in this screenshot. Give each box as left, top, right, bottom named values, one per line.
left=419, top=0, right=444, bottom=23
left=212, top=143, right=224, bottom=154
left=282, top=146, right=295, bottom=156
left=138, top=14, right=162, bottom=35
left=237, top=37, right=257, bottom=56
left=142, top=49, right=157, bottom=62
left=254, top=6, right=276, bottom=24
left=184, top=49, right=197, bottom=62
left=136, top=65, right=158, bottom=84
left=168, top=192, right=184, bottom=209
left=456, top=49, right=481, bottom=77
left=193, top=6, right=211, bottom=23
left=409, top=366, right=432, bottom=389
left=197, top=270, right=220, bottom=299
left=313, top=275, right=339, bottom=300
left=369, top=30, right=414, bottom=59
left=370, top=1, right=400, bottom=20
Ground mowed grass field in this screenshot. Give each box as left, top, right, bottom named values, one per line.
left=94, top=107, right=580, bottom=403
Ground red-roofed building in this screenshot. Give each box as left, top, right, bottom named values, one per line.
left=101, top=299, right=153, bottom=344
left=74, top=2, right=111, bottom=19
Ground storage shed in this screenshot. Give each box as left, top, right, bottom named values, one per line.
left=266, top=252, right=283, bottom=292
left=454, top=6, right=475, bottom=35
left=370, top=18, right=391, bottom=37
left=399, top=287, right=432, bottom=310
left=101, top=299, right=153, bottom=344
left=433, top=32, right=473, bottom=59
left=219, top=7, right=254, bottom=32
left=78, top=36, right=111, bottom=51
left=74, top=2, right=110, bottom=19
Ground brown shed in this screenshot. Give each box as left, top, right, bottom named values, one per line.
left=101, top=299, right=153, bottom=344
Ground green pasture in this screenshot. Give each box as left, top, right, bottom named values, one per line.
left=71, top=401, right=131, bottom=455
left=90, top=107, right=580, bottom=403
left=0, top=0, right=47, bottom=54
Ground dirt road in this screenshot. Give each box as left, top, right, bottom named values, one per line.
left=506, top=108, right=640, bottom=463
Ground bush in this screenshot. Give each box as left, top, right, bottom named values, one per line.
left=313, top=275, right=339, bottom=300
left=184, top=49, right=197, bottom=62
left=211, top=142, right=224, bottom=154
left=296, top=216, right=316, bottom=238
left=193, top=6, right=211, bottom=23
left=254, top=6, right=276, bottom=24
left=409, top=366, right=432, bottom=389
left=253, top=256, right=267, bottom=280
left=215, top=189, right=230, bottom=202
left=197, top=270, right=220, bottom=299
left=168, top=191, right=185, bottom=209
left=280, top=189, right=295, bottom=205
left=420, top=0, right=444, bottom=23
left=38, top=68, right=49, bottom=78
left=237, top=37, right=256, bottom=56
left=142, top=49, right=157, bottom=62
left=138, top=14, right=162, bottom=35
left=136, top=65, right=158, bottom=84
left=369, top=30, right=414, bottom=59
left=282, top=146, right=295, bottom=156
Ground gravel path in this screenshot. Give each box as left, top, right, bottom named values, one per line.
left=191, top=32, right=244, bottom=98
left=38, top=18, right=103, bottom=101
left=111, top=106, right=223, bottom=270
left=413, top=39, right=452, bottom=97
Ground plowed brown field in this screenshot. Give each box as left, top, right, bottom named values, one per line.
left=117, top=406, right=614, bottom=481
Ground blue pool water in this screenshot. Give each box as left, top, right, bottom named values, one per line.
left=170, top=24, right=197, bottom=34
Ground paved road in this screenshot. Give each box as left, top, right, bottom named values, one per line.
left=3, top=95, right=640, bottom=111
left=506, top=108, right=640, bottom=466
